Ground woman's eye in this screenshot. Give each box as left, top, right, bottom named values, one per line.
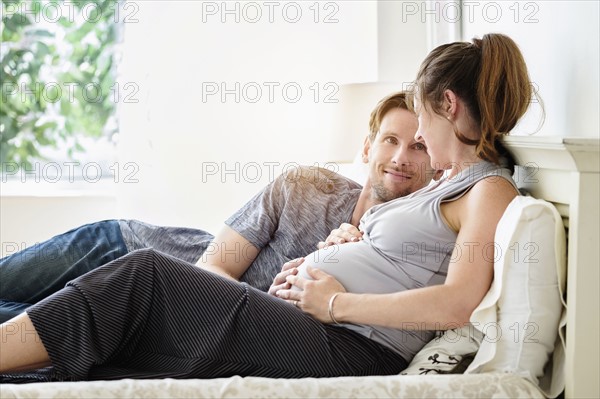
left=384, top=137, right=397, bottom=144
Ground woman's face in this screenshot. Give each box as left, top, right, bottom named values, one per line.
left=413, top=96, right=454, bottom=170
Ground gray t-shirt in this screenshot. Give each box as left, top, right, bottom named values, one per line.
left=296, top=161, right=517, bottom=361
left=226, top=166, right=363, bottom=291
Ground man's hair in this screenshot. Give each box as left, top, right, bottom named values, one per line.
left=368, top=91, right=413, bottom=142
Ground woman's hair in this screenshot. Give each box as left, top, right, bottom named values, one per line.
left=368, top=91, right=413, bottom=142
left=415, top=33, right=540, bottom=165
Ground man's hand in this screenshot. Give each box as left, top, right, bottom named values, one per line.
left=267, top=258, right=303, bottom=297
left=317, top=223, right=363, bottom=249
left=276, top=266, right=346, bottom=323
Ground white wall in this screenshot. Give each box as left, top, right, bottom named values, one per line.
left=459, top=0, right=599, bottom=138
left=375, top=0, right=599, bottom=139
left=116, top=1, right=380, bottom=234
left=377, top=1, right=429, bottom=83
left=0, top=193, right=117, bottom=257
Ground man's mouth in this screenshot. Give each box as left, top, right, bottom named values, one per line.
left=384, top=170, right=412, bottom=180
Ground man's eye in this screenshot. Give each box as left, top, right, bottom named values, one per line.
left=414, top=143, right=426, bottom=151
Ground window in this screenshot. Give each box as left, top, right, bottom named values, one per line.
left=1, top=0, right=122, bottom=184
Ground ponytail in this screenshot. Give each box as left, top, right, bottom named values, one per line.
left=475, top=34, right=532, bottom=164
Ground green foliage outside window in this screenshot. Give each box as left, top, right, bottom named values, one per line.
left=1, top=0, right=119, bottom=172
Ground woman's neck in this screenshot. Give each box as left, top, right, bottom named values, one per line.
left=446, top=150, right=482, bottom=179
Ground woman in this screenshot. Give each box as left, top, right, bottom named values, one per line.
left=0, top=33, right=532, bottom=381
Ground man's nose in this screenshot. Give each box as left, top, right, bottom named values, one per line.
left=391, top=146, right=410, bottom=165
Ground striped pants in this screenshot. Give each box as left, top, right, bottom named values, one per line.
left=25, top=249, right=407, bottom=381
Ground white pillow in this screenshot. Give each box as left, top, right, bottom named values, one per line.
left=465, top=196, right=567, bottom=398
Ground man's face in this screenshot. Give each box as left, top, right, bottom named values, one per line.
left=363, top=108, right=434, bottom=203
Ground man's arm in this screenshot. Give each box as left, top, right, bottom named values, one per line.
left=195, top=171, right=286, bottom=281
left=195, top=225, right=260, bottom=281
left=197, top=166, right=359, bottom=286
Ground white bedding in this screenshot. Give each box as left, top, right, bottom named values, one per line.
left=0, top=373, right=544, bottom=399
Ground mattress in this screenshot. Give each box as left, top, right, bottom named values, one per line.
left=0, top=372, right=544, bottom=398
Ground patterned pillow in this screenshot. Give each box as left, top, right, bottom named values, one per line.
left=401, top=325, right=483, bottom=375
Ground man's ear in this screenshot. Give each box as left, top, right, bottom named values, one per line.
left=433, top=170, right=444, bottom=181
left=361, top=135, right=371, bottom=163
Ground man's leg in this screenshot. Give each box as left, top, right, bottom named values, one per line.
left=0, top=220, right=214, bottom=324
left=0, top=220, right=128, bottom=323
left=118, top=220, right=214, bottom=263
left=0, top=301, right=30, bottom=324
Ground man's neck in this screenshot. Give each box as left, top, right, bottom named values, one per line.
left=350, top=188, right=382, bottom=226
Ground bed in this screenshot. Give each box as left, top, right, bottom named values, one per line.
left=1, top=136, right=598, bottom=399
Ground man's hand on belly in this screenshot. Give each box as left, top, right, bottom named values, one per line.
left=267, top=258, right=303, bottom=298
left=318, top=223, right=363, bottom=249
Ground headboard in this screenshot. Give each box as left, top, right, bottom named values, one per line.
left=503, top=136, right=600, bottom=399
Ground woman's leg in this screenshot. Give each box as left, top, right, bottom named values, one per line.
left=18, top=249, right=406, bottom=380
left=0, top=313, right=50, bottom=372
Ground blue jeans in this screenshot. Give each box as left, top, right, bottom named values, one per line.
left=0, top=221, right=128, bottom=323
left=0, top=220, right=215, bottom=324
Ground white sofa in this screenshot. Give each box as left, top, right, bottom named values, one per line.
left=2, top=136, right=598, bottom=399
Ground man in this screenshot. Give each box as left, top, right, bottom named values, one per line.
left=0, top=91, right=435, bottom=323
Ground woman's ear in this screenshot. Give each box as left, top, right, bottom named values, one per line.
left=443, top=89, right=459, bottom=119
left=361, top=135, right=371, bottom=163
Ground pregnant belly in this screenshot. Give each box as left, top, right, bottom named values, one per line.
left=295, top=241, right=409, bottom=294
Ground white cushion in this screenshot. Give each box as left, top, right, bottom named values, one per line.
left=465, top=196, right=567, bottom=398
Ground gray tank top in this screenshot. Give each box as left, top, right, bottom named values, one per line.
left=297, top=161, right=517, bottom=360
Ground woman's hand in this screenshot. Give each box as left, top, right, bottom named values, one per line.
left=317, top=223, right=363, bottom=249
left=276, top=266, right=346, bottom=323
left=267, top=258, right=303, bottom=297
